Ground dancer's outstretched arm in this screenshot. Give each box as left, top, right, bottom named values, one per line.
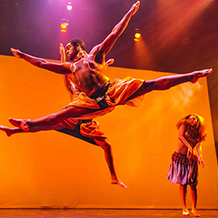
left=11, top=48, right=71, bottom=75
left=91, top=1, right=140, bottom=63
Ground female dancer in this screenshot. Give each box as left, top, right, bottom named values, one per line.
left=167, top=114, right=207, bottom=216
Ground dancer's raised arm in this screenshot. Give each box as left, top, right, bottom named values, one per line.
left=91, top=1, right=140, bottom=62
left=11, top=48, right=71, bottom=75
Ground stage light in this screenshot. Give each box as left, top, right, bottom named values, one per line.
left=60, top=19, right=69, bottom=32
left=134, top=28, right=141, bottom=42
left=67, top=2, right=72, bottom=10
left=61, top=23, right=67, bottom=29
left=135, top=33, right=141, bottom=39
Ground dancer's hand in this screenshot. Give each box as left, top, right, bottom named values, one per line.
left=198, top=157, right=205, bottom=168
left=105, top=58, right=114, bottom=70
left=130, top=1, right=140, bottom=16
left=187, top=147, right=192, bottom=158
left=59, top=43, right=65, bottom=55
left=59, top=43, right=66, bottom=62
left=11, top=48, right=23, bottom=58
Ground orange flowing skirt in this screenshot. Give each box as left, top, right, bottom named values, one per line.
left=56, top=118, right=107, bottom=143
left=67, top=77, right=144, bottom=120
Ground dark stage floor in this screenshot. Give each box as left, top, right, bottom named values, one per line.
left=0, top=209, right=217, bottom=218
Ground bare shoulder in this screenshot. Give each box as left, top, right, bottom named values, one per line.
left=89, top=44, right=105, bottom=64
left=178, top=123, right=186, bottom=135
left=89, top=44, right=101, bottom=56
left=179, top=122, right=186, bottom=128
left=62, top=62, right=74, bottom=73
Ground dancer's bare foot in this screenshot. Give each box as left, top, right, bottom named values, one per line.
left=0, top=125, right=12, bottom=137
left=111, top=179, right=127, bottom=189
left=192, top=209, right=200, bottom=217
left=182, top=209, right=189, bottom=216
left=191, top=69, right=212, bottom=83
left=9, top=118, right=29, bottom=131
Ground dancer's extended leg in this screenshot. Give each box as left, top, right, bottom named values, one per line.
left=95, top=138, right=127, bottom=189
left=0, top=124, right=59, bottom=137
left=127, top=69, right=212, bottom=101
left=9, top=106, right=100, bottom=131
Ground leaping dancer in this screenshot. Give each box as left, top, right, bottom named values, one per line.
left=0, top=44, right=126, bottom=188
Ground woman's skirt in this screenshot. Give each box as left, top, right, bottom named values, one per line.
left=167, top=152, right=198, bottom=186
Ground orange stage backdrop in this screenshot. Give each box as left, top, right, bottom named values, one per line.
left=0, top=55, right=217, bottom=209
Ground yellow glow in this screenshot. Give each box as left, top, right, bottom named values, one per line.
left=133, top=36, right=154, bottom=68
left=135, top=33, right=141, bottom=39
left=61, top=23, right=67, bottom=29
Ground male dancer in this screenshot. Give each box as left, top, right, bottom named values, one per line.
left=0, top=44, right=126, bottom=188
left=9, top=1, right=212, bottom=138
